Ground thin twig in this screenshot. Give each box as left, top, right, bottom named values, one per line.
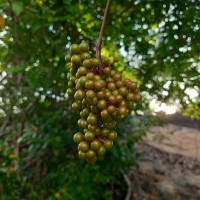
left=0, top=116, right=9, bottom=134
left=119, top=64, right=128, bottom=73
left=96, top=0, right=111, bottom=60
left=7, top=0, right=19, bottom=42
left=123, top=173, right=132, bottom=200
left=121, top=170, right=132, bottom=200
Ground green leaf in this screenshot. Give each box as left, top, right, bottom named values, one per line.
left=12, top=1, right=24, bottom=16
left=5, top=65, right=24, bottom=74
left=63, top=0, right=72, bottom=5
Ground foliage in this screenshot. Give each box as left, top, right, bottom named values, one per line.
left=0, top=0, right=199, bottom=199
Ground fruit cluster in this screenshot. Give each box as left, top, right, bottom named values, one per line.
left=66, top=43, right=141, bottom=164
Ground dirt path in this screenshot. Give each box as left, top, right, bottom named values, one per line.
left=130, top=124, right=200, bottom=200
left=144, top=124, right=200, bottom=161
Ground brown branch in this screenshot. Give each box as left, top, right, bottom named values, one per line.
left=96, top=0, right=111, bottom=60
left=7, top=0, right=19, bottom=42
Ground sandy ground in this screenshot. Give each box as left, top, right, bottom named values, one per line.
left=143, top=124, right=200, bottom=161
left=130, top=124, right=200, bottom=200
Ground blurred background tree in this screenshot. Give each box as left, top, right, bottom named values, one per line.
left=0, top=0, right=199, bottom=199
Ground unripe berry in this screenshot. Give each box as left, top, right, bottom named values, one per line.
left=71, top=55, right=81, bottom=66
left=103, top=67, right=111, bottom=75
left=92, top=58, right=100, bottom=68
left=103, top=140, right=113, bottom=149
left=83, top=59, right=93, bottom=69
left=91, top=139, right=101, bottom=151
left=87, top=114, right=97, bottom=125
left=118, top=106, right=128, bottom=116
left=108, top=131, right=117, bottom=140
left=82, top=52, right=91, bottom=60
left=126, top=93, right=134, bottom=101
left=65, top=54, right=71, bottom=62
left=74, top=90, right=85, bottom=100
left=101, top=128, right=110, bottom=137
left=86, top=90, right=95, bottom=99
left=73, top=132, right=84, bottom=143
left=103, top=58, right=110, bottom=66
left=86, top=149, right=96, bottom=158
left=97, top=146, right=106, bottom=156
left=85, top=131, right=95, bottom=142
left=79, top=42, right=89, bottom=52
left=107, top=82, right=116, bottom=91
left=78, top=141, right=89, bottom=152
left=78, top=151, right=86, bottom=159
left=128, top=82, right=137, bottom=92
left=97, top=99, right=107, bottom=110
left=85, top=80, right=94, bottom=89
left=70, top=44, right=80, bottom=54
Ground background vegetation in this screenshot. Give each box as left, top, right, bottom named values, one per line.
left=0, top=0, right=199, bottom=199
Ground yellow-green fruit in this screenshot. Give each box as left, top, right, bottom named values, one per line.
left=78, top=141, right=89, bottom=152
left=85, top=131, right=95, bottom=142
left=78, top=151, right=86, bottom=159
left=103, top=140, right=113, bottom=149
left=86, top=149, right=96, bottom=158
left=71, top=55, right=81, bottom=66
left=97, top=100, right=107, bottom=110
left=65, top=54, right=71, bottom=62
left=88, top=124, right=96, bottom=131
left=108, top=131, right=117, bottom=140
left=81, top=52, right=91, bottom=60
left=74, top=90, right=85, bottom=100
left=83, top=59, right=93, bottom=69
left=79, top=42, right=89, bottom=52
left=70, top=44, right=80, bottom=54
left=92, top=58, right=100, bottom=68
left=101, top=128, right=109, bottom=137
left=90, top=139, right=101, bottom=151
left=73, top=132, right=84, bottom=143
left=97, top=146, right=106, bottom=156
left=72, top=101, right=81, bottom=111
left=87, top=114, right=97, bottom=125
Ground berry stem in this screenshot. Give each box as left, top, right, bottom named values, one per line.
left=96, top=0, right=111, bottom=60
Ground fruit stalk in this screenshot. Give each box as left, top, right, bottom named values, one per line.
left=96, top=0, right=111, bottom=60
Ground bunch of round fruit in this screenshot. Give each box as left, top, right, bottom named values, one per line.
left=66, top=43, right=141, bottom=164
